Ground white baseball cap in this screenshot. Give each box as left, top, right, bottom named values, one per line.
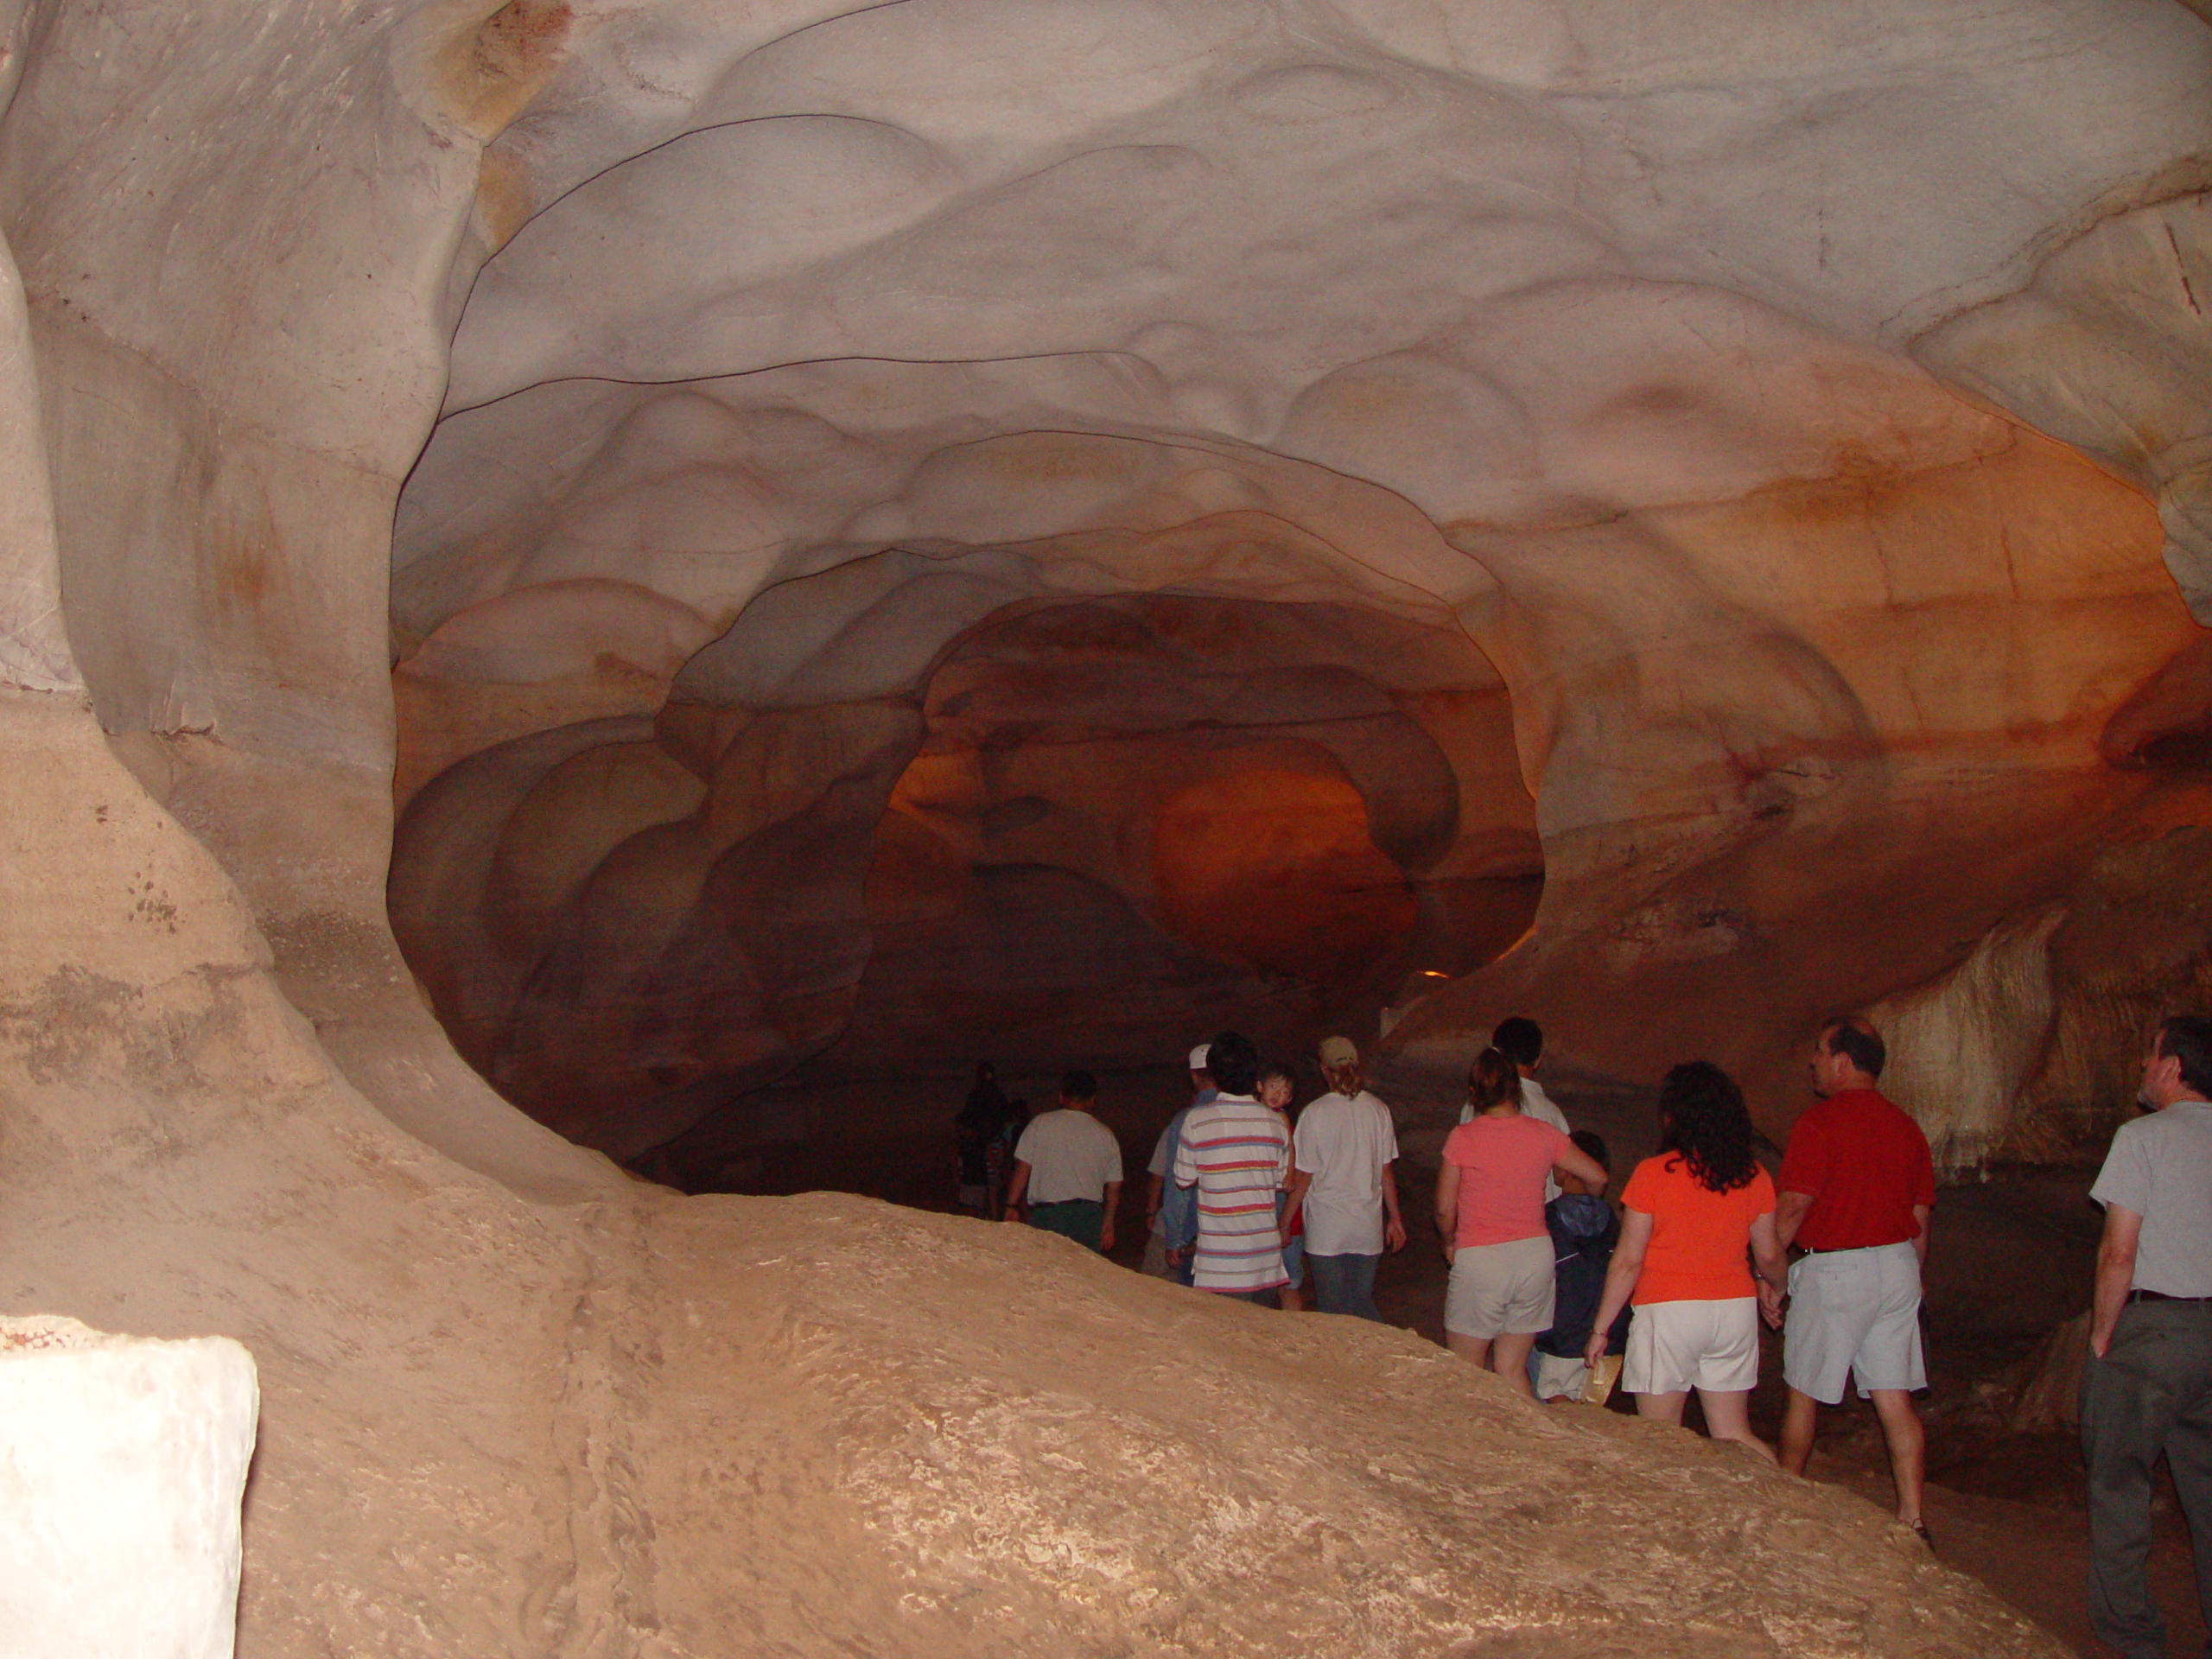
left=1188, top=1044, right=1212, bottom=1071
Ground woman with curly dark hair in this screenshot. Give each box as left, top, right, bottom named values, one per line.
left=1586, top=1060, right=1788, bottom=1459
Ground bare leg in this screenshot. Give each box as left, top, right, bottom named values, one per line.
left=1491, top=1332, right=1538, bottom=1398
left=1698, top=1389, right=1779, bottom=1464
left=1868, top=1389, right=1926, bottom=1525
left=1780, top=1387, right=1818, bottom=1475
left=1635, top=1389, right=1688, bottom=1427
left=1281, top=1280, right=1305, bottom=1313
left=1446, top=1331, right=1492, bottom=1369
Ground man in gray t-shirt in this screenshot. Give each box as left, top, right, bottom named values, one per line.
left=2082, top=1014, right=2212, bottom=1658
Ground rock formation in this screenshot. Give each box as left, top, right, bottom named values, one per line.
left=0, top=1319, right=257, bottom=1659
left=0, top=0, right=2206, bottom=1650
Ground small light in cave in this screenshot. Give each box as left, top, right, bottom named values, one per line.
left=1418, top=969, right=1449, bottom=977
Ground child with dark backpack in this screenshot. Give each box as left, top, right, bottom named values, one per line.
left=1531, top=1129, right=1630, bottom=1402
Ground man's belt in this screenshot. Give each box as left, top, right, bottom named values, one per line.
left=2128, top=1287, right=2212, bottom=1304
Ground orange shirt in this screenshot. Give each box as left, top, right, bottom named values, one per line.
left=1619, top=1155, right=1776, bottom=1305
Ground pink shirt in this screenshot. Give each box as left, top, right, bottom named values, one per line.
left=1442, top=1114, right=1571, bottom=1249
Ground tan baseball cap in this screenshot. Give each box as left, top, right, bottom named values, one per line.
left=1318, top=1035, right=1358, bottom=1067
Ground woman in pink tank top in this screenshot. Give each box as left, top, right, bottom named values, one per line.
left=1435, top=1048, right=1608, bottom=1394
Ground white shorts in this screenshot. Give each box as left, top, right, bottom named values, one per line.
left=1783, top=1241, right=1926, bottom=1404
left=1623, top=1297, right=1760, bottom=1395
left=1531, top=1350, right=1590, bottom=1402
left=1446, top=1236, right=1555, bottom=1339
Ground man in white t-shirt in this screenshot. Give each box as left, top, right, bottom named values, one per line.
left=1294, top=1036, right=1406, bottom=1320
left=1459, top=1016, right=1570, bottom=1200
left=1002, top=1071, right=1123, bottom=1253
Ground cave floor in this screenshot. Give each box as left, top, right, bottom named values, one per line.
left=715, top=1058, right=2208, bottom=1656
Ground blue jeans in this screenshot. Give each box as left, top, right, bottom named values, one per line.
left=1307, top=1252, right=1382, bottom=1320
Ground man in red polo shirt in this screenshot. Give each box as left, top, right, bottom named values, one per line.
left=1773, top=1015, right=1936, bottom=1539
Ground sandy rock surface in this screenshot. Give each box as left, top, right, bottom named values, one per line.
left=551, top=1192, right=2065, bottom=1658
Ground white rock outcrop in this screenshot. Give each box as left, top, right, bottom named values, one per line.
left=0, top=1318, right=258, bottom=1659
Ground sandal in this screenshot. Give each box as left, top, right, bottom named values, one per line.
left=1909, top=1521, right=1933, bottom=1551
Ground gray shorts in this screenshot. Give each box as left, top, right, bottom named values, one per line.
left=1446, top=1235, right=1555, bottom=1339
left=1783, top=1241, right=1926, bottom=1404
left=1531, top=1350, right=1590, bottom=1401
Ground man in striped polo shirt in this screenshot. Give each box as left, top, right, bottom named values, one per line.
left=1173, top=1032, right=1291, bottom=1304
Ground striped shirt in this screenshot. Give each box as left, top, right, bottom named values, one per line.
left=1173, top=1093, right=1291, bottom=1292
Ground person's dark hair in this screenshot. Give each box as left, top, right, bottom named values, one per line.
left=2158, top=1016, right=2212, bottom=1097
left=1465, top=1046, right=1521, bottom=1113
left=1656, top=1061, right=1758, bottom=1192
left=1492, top=1017, right=1543, bottom=1070
left=1207, top=1032, right=1260, bottom=1096
left=1821, top=1016, right=1886, bottom=1080
left=1568, top=1128, right=1609, bottom=1170
left=1060, top=1069, right=1096, bottom=1103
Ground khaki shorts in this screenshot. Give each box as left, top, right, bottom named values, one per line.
left=1445, top=1235, right=1555, bottom=1339
left=1783, top=1241, right=1926, bottom=1403
left=1624, top=1296, right=1759, bottom=1395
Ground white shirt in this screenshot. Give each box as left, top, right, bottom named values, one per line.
left=1460, top=1077, right=1570, bottom=1201
left=1014, top=1109, right=1122, bottom=1205
left=1294, top=1090, right=1400, bottom=1256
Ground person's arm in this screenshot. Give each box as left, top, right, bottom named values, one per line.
left=1146, top=1172, right=1164, bottom=1232
left=1281, top=1166, right=1311, bottom=1234
left=1433, top=1160, right=1461, bottom=1264
left=1585, top=1209, right=1652, bottom=1367
left=1381, top=1160, right=1407, bottom=1252
left=1001, top=1160, right=1031, bottom=1219
left=2089, top=1205, right=2144, bottom=1358
left=1749, top=1211, right=1789, bottom=1329
left=1910, top=1201, right=1931, bottom=1266
left=1098, top=1179, right=1121, bottom=1253
left=1555, top=1145, right=1608, bottom=1192
left=1173, top=1111, right=1203, bottom=1191
left=1772, top=1189, right=1815, bottom=1252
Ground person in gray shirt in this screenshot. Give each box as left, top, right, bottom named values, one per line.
left=2083, top=1014, right=2212, bottom=1658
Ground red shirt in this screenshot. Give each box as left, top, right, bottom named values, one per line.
left=1777, top=1088, right=1935, bottom=1251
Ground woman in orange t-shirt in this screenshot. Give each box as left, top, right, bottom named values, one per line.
left=1586, top=1061, right=1789, bottom=1459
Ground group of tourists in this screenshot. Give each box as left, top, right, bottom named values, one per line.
left=963, top=1007, right=2212, bottom=1650
left=1428, top=1012, right=1932, bottom=1529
